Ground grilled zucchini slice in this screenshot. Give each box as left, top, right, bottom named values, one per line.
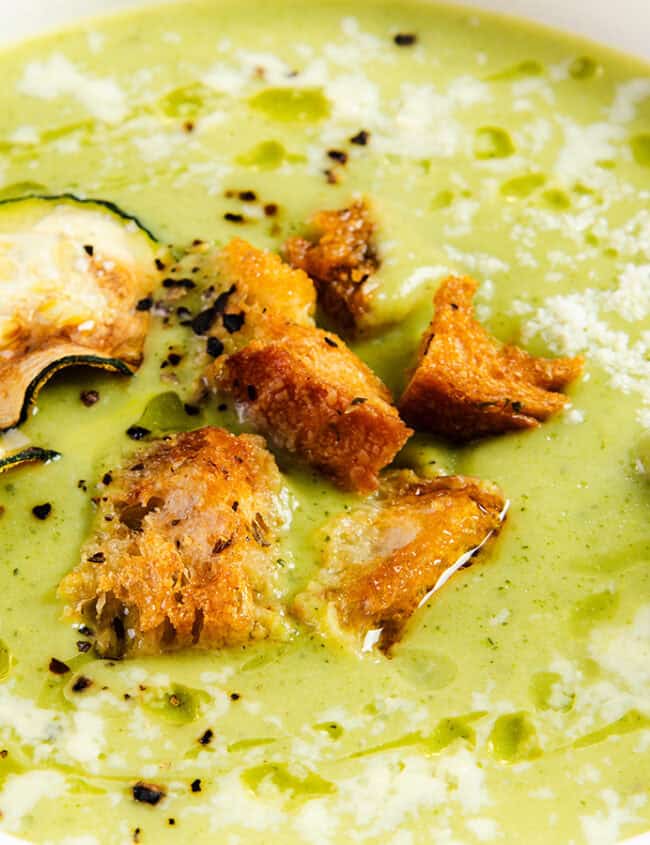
left=0, top=194, right=160, bottom=430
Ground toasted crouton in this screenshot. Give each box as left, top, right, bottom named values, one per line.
left=218, top=322, right=411, bottom=493
left=284, top=200, right=377, bottom=332
left=215, top=237, right=316, bottom=331
left=58, top=427, right=290, bottom=657
left=399, top=276, right=583, bottom=440
left=165, top=238, right=317, bottom=359
left=294, top=471, right=506, bottom=653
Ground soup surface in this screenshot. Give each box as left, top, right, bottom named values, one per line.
left=0, top=2, right=649, bottom=843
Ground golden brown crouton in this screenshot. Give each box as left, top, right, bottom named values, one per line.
left=58, top=427, right=290, bottom=657
left=284, top=200, right=378, bottom=332
left=399, top=276, right=583, bottom=441
left=164, top=237, right=317, bottom=358
left=294, top=471, right=506, bottom=653
left=218, top=322, right=411, bottom=493
left=214, top=237, right=316, bottom=335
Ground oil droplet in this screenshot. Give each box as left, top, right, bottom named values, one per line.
left=314, top=721, right=344, bottom=740
left=500, top=172, right=546, bottom=199
left=574, top=709, right=650, bottom=748
left=248, top=87, right=331, bottom=123
left=474, top=127, right=515, bottom=160
left=569, top=56, right=600, bottom=80
left=0, top=640, right=12, bottom=681
left=530, top=671, right=574, bottom=712
left=242, top=763, right=336, bottom=797
left=541, top=188, right=571, bottom=210
left=431, top=189, right=455, bottom=210
left=136, top=392, right=194, bottom=437
left=630, top=133, right=650, bottom=167
left=142, top=684, right=210, bottom=724
left=488, top=59, right=544, bottom=81
left=488, top=712, right=541, bottom=762
left=157, top=82, right=221, bottom=118
left=236, top=140, right=305, bottom=170
left=571, top=590, right=619, bottom=634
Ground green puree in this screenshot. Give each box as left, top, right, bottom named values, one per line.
left=1, top=1, right=649, bottom=843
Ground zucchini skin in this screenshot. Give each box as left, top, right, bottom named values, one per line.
left=0, top=192, right=159, bottom=243
left=8, top=355, right=134, bottom=432
left=0, top=446, right=60, bottom=473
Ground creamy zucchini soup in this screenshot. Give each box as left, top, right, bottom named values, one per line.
left=0, top=1, right=649, bottom=843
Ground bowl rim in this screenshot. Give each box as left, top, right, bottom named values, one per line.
left=0, top=1, right=648, bottom=844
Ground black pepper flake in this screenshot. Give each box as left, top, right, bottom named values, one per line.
left=324, top=168, right=338, bottom=185
left=191, top=306, right=218, bottom=336
left=80, top=389, right=100, bottom=407
left=133, top=782, right=165, bottom=805
left=512, top=400, right=523, bottom=413
left=130, top=462, right=145, bottom=472
left=77, top=640, right=92, bottom=653
left=231, top=501, right=239, bottom=511
left=136, top=296, right=153, bottom=312
left=350, top=129, right=370, bottom=146
left=263, top=203, right=278, bottom=217
left=222, top=312, right=245, bottom=334
left=238, top=190, right=257, bottom=202
left=49, top=657, right=70, bottom=675
left=83, top=244, right=94, bottom=256
left=184, top=403, right=200, bottom=417
left=183, top=120, right=195, bottom=133
left=163, top=277, right=196, bottom=290
left=192, top=238, right=203, bottom=246
left=79, top=625, right=94, bottom=636
left=71, top=675, right=93, bottom=693
left=394, top=32, right=417, bottom=46
left=133, top=828, right=141, bottom=844
left=246, top=385, right=258, bottom=401
left=87, top=551, right=105, bottom=563
left=218, top=403, right=228, bottom=412
left=350, top=397, right=367, bottom=406
left=229, top=692, right=240, bottom=701
left=155, top=258, right=166, bottom=271
left=168, top=818, right=176, bottom=826
left=78, top=479, right=88, bottom=492
left=126, top=425, right=151, bottom=441
left=167, top=352, right=182, bottom=366
left=32, top=503, right=52, bottom=520
left=198, top=728, right=214, bottom=745
left=102, top=472, right=113, bottom=486
left=214, top=284, right=236, bottom=313
left=324, top=337, right=338, bottom=348
left=190, top=778, right=202, bottom=793
left=327, top=149, right=348, bottom=164
left=224, top=212, right=245, bottom=223
left=206, top=336, right=224, bottom=358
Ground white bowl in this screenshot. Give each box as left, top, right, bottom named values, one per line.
left=0, top=2, right=648, bottom=844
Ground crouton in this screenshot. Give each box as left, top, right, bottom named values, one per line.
left=164, top=238, right=316, bottom=358
left=218, top=322, right=411, bottom=493
left=294, top=471, right=506, bottom=653
left=399, top=276, right=583, bottom=440
left=284, top=200, right=377, bottom=332
left=58, top=427, right=290, bottom=657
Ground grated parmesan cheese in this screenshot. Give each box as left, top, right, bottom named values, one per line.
left=18, top=54, right=127, bottom=123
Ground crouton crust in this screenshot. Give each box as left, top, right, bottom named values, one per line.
left=218, top=323, right=411, bottom=493
left=215, top=237, right=316, bottom=333
left=58, top=427, right=289, bottom=657
left=284, top=200, right=377, bottom=332
left=399, top=276, right=583, bottom=441
left=294, top=471, right=506, bottom=652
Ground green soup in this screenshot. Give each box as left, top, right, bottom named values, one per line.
left=0, top=1, right=649, bottom=843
